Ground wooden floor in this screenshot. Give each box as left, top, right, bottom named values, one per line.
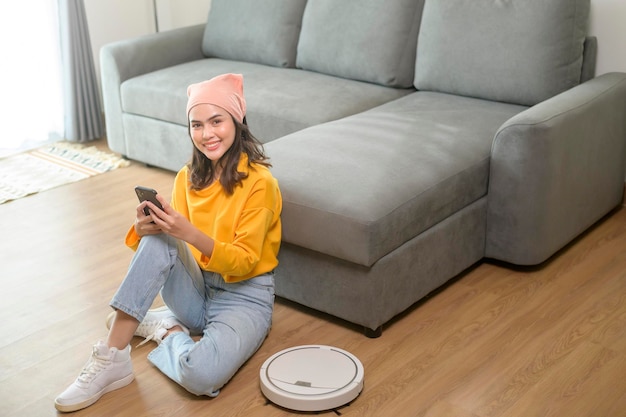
left=2, top=139, right=626, bottom=416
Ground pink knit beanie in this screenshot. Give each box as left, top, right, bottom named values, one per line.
left=186, top=73, right=246, bottom=123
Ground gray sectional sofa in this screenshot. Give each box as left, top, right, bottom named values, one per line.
left=101, top=0, right=626, bottom=337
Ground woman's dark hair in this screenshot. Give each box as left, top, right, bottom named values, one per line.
left=187, top=116, right=271, bottom=194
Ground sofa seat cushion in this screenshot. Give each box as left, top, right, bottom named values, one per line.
left=415, top=0, right=590, bottom=106
left=266, top=92, right=527, bottom=267
left=120, top=58, right=414, bottom=143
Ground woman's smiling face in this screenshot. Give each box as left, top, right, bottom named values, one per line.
left=189, top=103, right=236, bottom=166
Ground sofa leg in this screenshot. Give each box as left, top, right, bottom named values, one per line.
left=364, top=325, right=382, bottom=338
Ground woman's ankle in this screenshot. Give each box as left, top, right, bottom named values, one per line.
left=164, top=325, right=184, bottom=339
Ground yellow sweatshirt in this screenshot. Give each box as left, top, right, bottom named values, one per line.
left=126, top=154, right=282, bottom=282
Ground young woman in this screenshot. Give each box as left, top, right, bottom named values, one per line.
left=55, top=73, right=282, bottom=412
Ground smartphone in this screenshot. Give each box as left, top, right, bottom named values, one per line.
left=135, top=186, right=164, bottom=216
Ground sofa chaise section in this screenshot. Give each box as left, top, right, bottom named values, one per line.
left=266, top=92, right=527, bottom=332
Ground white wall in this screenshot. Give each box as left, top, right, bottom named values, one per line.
left=84, top=0, right=211, bottom=82
left=589, top=0, right=626, bottom=75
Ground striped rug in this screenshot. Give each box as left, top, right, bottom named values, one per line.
left=0, top=141, right=130, bottom=204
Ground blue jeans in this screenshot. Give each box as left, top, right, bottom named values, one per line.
left=110, top=234, right=275, bottom=396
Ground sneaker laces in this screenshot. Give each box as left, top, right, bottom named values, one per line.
left=136, top=319, right=170, bottom=347
left=77, top=346, right=111, bottom=385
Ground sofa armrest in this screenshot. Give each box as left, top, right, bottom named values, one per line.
left=100, top=24, right=205, bottom=155
left=486, top=72, right=626, bottom=265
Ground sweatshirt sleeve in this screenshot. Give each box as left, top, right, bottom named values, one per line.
left=124, top=225, right=141, bottom=251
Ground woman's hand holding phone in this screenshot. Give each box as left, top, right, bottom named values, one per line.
left=134, top=186, right=166, bottom=236
left=133, top=186, right=199, bottom=243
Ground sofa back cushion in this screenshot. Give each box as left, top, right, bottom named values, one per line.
left=202, top=0, right=307, bottom=68
left=414, top=0, right=590, bottom=106
left=296, top=0, right=425, bottom=88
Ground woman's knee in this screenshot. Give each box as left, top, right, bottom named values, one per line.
left=176, top=330, right=252, bottom=396
left=178, top=363, right=228, bottom=397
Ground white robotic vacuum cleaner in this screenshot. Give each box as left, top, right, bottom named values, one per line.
left=260, top=345, right=364, bottom=412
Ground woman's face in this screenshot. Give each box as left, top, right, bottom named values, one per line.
left=189, top=103, right=236, bottom=165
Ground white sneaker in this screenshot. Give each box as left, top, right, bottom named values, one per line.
left=54, top=341, right=134, bottom=412
left=106, top=306, right=189, bottom=346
